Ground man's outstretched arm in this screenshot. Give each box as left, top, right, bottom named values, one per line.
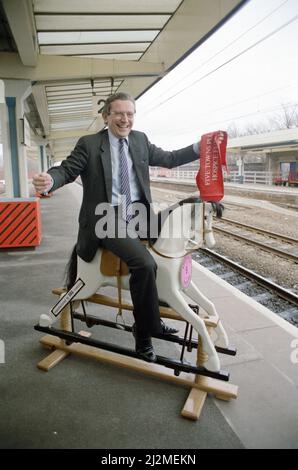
left=32, top=136, right=89, bottom=194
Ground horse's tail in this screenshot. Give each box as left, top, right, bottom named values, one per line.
left=64, top=244, right=78, bottom=290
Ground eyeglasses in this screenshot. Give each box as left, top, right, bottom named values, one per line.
left=108, top=111, right=135, bottom=119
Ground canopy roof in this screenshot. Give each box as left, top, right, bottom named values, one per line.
left=228, top=128, right=298, bottom=153
left=0, top=0, right=247, bottom=158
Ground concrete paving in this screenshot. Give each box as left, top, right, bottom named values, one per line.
left=190, top=264, right=298, bottom=449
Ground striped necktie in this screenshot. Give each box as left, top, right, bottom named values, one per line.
left=119, top=138, right=133, bottom=221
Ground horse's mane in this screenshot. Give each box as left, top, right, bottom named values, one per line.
left=150, top=196, right=203, bottom=245
left=177, top=196, right=202, bottom=206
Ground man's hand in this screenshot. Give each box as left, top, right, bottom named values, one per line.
left=32, top=172, right=53, bottom=194
left=217, top=130, right=226, bottom=144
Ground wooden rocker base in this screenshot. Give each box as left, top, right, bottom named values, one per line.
left=37, top=334, right=238, bottom=420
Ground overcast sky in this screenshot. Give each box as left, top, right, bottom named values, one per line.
left=134, top=0, right=298, bottom=149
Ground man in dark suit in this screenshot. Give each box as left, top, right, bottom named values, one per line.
left=33, top=92, right=200, bottom=362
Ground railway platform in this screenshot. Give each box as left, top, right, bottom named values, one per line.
left=1, top=183, right=298, bottom=449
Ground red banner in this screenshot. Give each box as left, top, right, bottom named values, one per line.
left=196, top=131, right=228, bottom=201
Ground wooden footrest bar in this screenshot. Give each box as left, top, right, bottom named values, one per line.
left=37, top=344, right=70, bottom=371
left=181, top=388, right=208, bottom=420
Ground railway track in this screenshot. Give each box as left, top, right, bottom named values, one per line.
left=151, top=188, right=298, bottom=326
left=192, top=248, right=298, bottom=327
left=151, top=187, right=298, bottom=263
left=276, top=202, right=298, bottom=212
left=213, top=218, right=298, bottom=263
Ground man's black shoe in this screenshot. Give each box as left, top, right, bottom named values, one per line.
left=132, top=325, right=157, bottom=362
left=160, top=319, right=179, bottom=335
left=136, top=343, right=157, bottom=362
left=132, top=320, right=179, bottom=338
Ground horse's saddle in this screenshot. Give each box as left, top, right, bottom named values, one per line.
left=100, top=241, right=149, bottom=277
left=100, top=249, right=129, bottom=276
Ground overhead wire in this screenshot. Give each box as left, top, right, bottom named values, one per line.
left=149, top=102, right=298, bottom=138
left=162, top=81, right=298, bottom=123
left=139, top=12, right=298, bottom=118
left=140, top=0, right=290, bottom=111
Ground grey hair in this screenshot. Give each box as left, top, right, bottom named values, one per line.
left=101, top=92, right=136, bottom=117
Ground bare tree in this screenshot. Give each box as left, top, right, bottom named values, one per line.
left=227, top=102, right=298, bottom=137
left=226, top=122, right=241, bottom=138
left=227, top=120, right=270, bottom=137
left=268, top=103, right=298, bottom=130
left=242, top=121, right=271, bottom=135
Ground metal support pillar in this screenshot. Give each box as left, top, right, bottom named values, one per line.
left=5, top=97, right=20, bottom=197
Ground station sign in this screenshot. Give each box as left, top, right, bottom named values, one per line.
left=92, top=96, right=106, bottom=117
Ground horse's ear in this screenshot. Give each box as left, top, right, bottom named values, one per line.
left=210, top=202, right=224, bottom=218
left=218, top=202, right=224, bottom=218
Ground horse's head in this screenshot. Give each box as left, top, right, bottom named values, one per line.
left=203, top=201, right=224, bottom=248
left=186, top=199, right=223, bottom=250
left=151, top=197, right=223, bottom=257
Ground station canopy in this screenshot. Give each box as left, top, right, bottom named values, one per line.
left=0, top=0, right=247, bottom=160
left=228, top=128, right=298, bottom=154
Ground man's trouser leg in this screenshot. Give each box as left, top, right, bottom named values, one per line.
left=101, top=235, right=162, bottom=336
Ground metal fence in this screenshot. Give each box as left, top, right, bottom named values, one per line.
left=226, top=171, right=273, bottom=185
left=149, top=168, right=286, bottom=186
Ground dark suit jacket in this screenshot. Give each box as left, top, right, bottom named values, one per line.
left=48, top=129, right=198, bottom=262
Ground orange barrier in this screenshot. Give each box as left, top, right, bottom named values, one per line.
left=0, top=198, right=42, bottom=248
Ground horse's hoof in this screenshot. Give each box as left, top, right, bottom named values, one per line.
left=214, top=321, right=229, bottom=348
left=204, top=238, right=215, bottom=248
left=204, top=355, right=220, bottom=372
left=214, top=336, right=229, bottom=348
left=39, top=314, right=53, bottom=328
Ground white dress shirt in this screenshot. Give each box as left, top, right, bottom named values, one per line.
left=108, top=130, right=142, bottom=206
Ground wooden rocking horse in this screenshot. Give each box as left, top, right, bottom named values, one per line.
left=35, top=197, right=238, bottom=420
